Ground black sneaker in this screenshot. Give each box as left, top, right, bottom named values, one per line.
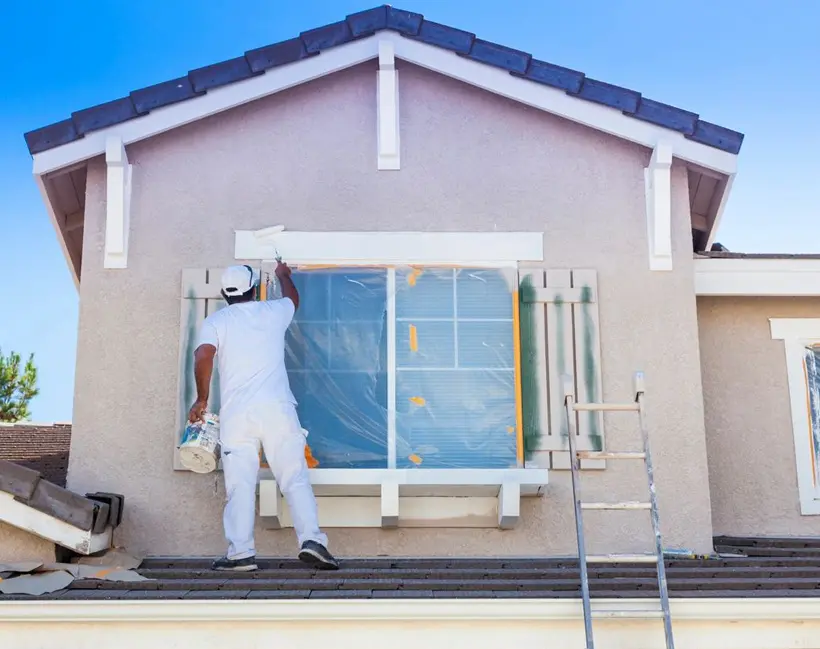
left=298, top=541, right=339, bottom=570
left=212, top=555, right=258, bottom=572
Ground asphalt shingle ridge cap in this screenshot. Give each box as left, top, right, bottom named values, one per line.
left=23, top=5, right=744, bottom=156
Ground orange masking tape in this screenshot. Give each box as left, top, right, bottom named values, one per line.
left=409, top=325, right=418, bottom=352
left=512, top=289, right=525, bottom=467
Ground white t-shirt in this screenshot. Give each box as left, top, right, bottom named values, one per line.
left=196, top=298, right=297, bottom=419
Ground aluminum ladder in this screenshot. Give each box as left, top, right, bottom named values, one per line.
left=563, top=371, right=675, bottom=649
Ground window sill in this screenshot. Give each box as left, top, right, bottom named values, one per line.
left=258, top=468, right=548, bottom=530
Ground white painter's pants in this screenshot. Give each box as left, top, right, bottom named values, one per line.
left=219, top=401, right=327, bottom=560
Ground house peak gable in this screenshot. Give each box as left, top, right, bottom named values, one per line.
left=23, top=5, right=743, bottom=159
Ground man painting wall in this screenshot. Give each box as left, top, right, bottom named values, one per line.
left=188, top=262, right=339, bottom=571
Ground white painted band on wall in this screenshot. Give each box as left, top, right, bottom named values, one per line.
left=235, top=230, right=544, bottom=263
left=696, top=258, right=820, bottom=296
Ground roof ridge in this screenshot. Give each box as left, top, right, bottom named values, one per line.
left=23, top=4, right=743, bottom=156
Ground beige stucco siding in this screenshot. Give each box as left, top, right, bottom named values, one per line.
left=68, top=61, right=712, bottom=557
left=699, top=296, right=820, bottom=536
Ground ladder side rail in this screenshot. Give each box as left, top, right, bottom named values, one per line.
left=635, top=372, right=675, bottom=649
left=564, top=375, right=595, bottom=649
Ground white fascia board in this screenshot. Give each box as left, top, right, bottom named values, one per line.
left=3, top=597, right=820, bottom=623
left=31, top=34, right=737, bottom=179
left=235, top=230, right=544, bottom=264
left=31, top=37, right=383, bottom=176
left=384, top=33, right=738, bottom=176
left=695, top=258, right=820, bottom=297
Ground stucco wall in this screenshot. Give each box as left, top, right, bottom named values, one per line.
left=699, top=296, right=820, bottom=536
left=68, top=61, right=712, bottom=557
left=0, top=522, right=55, bottom=562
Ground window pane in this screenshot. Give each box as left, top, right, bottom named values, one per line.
left=457, top=321, right=514, bottom=369
left=456, top=268, right=514, bottom=319
left=282, top=269, right=388, bottom=468
left=396, top=370, right=517, bottom=468
left=396, top=269, right=454, bottom=319
left=394, top=267, right=517, bottom=468
left=396, top=321, right=455, bottom=368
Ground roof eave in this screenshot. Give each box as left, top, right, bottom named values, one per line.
left=29, top=32, right=740, bottom=179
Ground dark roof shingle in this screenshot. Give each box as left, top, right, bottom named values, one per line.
left=23, top=5, right=744, bottom=156
left=4, top=537, right=820, bottom=601
left=0, top=423, right=71, bottom=487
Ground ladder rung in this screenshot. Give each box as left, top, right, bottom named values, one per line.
left=581, top=501, right=651, bottom=510
left=577, top=451, right=646, bottom=460
left=572, top=402, right=640, bottom=412
left=585, top=554, right=659, bottom=563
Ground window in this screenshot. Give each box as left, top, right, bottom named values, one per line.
left=268, top=266, right=519, bottom=470
left=770, top=318, right=820, bottom=515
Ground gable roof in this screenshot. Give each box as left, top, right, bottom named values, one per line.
left=0, top=422, right=72, bottom=487
left=23, top=5, right=743, bottom=157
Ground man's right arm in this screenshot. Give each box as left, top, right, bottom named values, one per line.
left=276, top=261, right=299, bottom=311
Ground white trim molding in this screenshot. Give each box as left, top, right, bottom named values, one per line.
left=695, top=258, right=820, bottom=296
left=257, top=468, right=548, bottom=530
left=104, top=136, right=132, bottom=269
left=644, top=142, right=673, bottom=271
left=235, top=228, right=544, bottom=264
left=4, top=598, right=820, bottom=649
left=30, top=34, right=738, bottom=178
left=377, top=39, right=400, bottom=170
left=770, top=318, right=820, bottom=515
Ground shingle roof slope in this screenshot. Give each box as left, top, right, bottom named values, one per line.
left=3, top=536, right=820, bottom=600
left=0, top=423, right=71, bottom=487
left=23, top=5, right=744, bottom=157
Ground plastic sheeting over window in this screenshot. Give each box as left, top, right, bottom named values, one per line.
left=266, top=266, right=519, bottom=470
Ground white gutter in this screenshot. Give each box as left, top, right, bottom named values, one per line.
left=695, top=257, right=820, bottom=297
left=2, top=597, right=820, bottom=622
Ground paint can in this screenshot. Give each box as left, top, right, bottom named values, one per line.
left=179, top=413, right=221, bottom=473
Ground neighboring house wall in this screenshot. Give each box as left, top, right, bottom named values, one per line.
left=699, top=297, right=820, bottom=536
left=68, top=61, right=712, bottom=556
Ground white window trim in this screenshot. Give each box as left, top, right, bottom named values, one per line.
left=253, top=250, right=548, bottom=528
left=770, top=318, right=820, bottom=515
left=236, top=228, right=544, bottom=265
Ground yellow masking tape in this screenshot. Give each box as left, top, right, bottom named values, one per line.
left=408, top=454, right=423, bottom=465
left=407, top=268, right=423, bottom=287
left=409, top=396, right=426, bottom=406
left=409, top=325, right=418, bottom=352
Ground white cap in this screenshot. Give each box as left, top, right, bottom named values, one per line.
left=221, top=265, right=258, bottom=297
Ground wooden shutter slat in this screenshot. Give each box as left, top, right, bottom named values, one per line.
left=571, top=269, right=606, bottom=470
left=545, top=269, right=574, bottom=470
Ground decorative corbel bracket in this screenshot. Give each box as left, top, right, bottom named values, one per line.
left=644, top=142, right=673, bottom=271
left=377, top=40, right=400, bottom=170
left=104, top=135, right=132, bottom=269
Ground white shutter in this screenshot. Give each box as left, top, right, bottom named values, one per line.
left=519, top=268, right=605, bottom=470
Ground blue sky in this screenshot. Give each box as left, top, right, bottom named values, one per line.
left=1, top=0, right=818, bottom=422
